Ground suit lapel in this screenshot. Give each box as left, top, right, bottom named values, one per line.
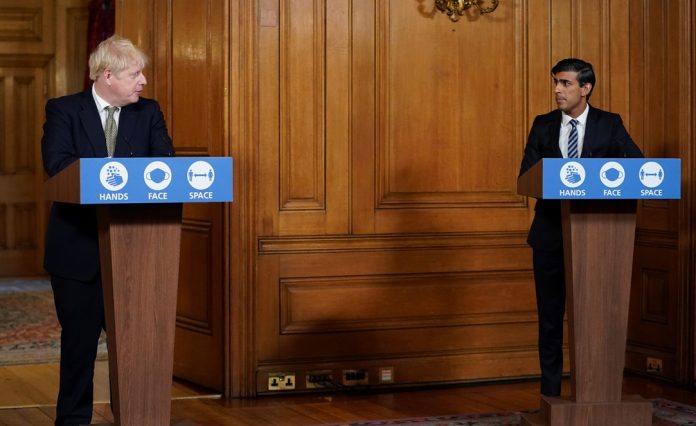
left=78, top=91, right=108, bottom=157
left=78, top=90, right=141, bottom=158
left=115, top=105, right=137, bottom=156
left=548, top=110, right=563, bottom=158
left=581, top=106, right=598, bottom=158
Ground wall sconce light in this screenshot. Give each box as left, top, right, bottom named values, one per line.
left=435, top=0, right=499, bottom=22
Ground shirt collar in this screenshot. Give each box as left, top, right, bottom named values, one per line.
left=561, top=104, right=589, bottom=127
left=91, top=84, right=116, bottom=112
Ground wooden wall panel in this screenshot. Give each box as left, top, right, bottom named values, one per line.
left=170, top=1, right=218, bottom=153
left=279, top=0, right=325, bottom=211
left=119, top=0, right=228, bottom=391
left=279, top=272, right=535, bottom=334
left=258, top=0, right=349, bottom=236
left=177, top=222, right=214, bottom=329
left=116, top=0, right=696, bottom=396
left=254, top=0, right=607, bottom=393
left=54, top=0, right=89, bottom=96
left=376, top=3, right=516, bottom=201
left=0, top=65, right=48, bottom=276
left=0, top=0, right=88, bottom=278
left=354, top=0, right=527, bottom=234
left=0, top=0, right=53, bottom=54
left=0, top=0, right=55, bottom=277
left=624, top=0, right=692, bottom=384
left=255, top=235, right=541, bottom=393
left=252, top=0, right=694, bottom=394
left=627, top=244, right=680, bottom=379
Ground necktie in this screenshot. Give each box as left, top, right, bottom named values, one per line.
left=104, top=106, right=118, bottom=157
left=567, top=119, right=579, bottom=158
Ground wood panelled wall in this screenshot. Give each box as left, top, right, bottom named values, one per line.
left=253, top=0, right=538, bottom=394
left=1, top=0, right=229, bottom=392
left=250, top=0, right=694, bottom=395
left=0, top=0, right=52, bottom=277
left=13, top=0, right=693, bottom=397
left=118, top=0, right=228, bottom=391
left=625, top=0, right=694, bottom=383
left=0, top=0, right=88, bottom=277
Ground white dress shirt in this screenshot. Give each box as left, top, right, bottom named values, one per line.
left=92, top=84, right=121, bottom=128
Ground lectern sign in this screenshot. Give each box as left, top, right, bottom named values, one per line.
left=541, top=158, right=680, bottom=199
left=78, top=157, right=233, bottom=204
left=43, top=156, right=233, bottom=425
left=517, top=157, right=662, bottom=426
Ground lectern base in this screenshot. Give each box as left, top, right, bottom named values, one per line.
left=520, top=394, right=652, bottom=426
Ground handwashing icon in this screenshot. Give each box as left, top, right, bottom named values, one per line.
left=559, top=162, right=586, bottom=188
left=564, top=165, right=582, bottom=184
left=99, top=161, right=129, bottom=191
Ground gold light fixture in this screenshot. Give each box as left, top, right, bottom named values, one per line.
left=435, top=0, right=499, bottom=22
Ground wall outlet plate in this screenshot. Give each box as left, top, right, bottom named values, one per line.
left=647, top=357, right=663, bottom=374
left=268, top=372, right=296, bottom=391
left=342, top=369, right=368, bottom=386
left=379, top=367, right=394, bottom=383
left=306, top=370, right=333, bottom=389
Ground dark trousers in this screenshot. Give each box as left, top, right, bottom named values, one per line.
left=51, top=275, right=105, bottom=426
left=532, top=248, right=566, bottom=397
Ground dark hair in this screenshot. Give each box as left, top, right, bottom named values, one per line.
left=551, top=58, right=595, bottom=99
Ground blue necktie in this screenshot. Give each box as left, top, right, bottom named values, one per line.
left=567, top=119, right=579, bottom=158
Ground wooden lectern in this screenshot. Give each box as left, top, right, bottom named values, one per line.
left=518, top=160, right=652, bottom=426
left=45, top=160, right=182, bottom=426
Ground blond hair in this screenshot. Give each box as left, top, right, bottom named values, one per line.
left=88, top=35, right=148, bottom=80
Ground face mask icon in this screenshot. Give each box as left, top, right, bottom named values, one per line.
left=599, top=162, right=625, bottom=188
left=143, top=161, right=173, bottom=191
left=146, top=168, right=170, bottom=184
left=601, top=167, right=623, bottom=182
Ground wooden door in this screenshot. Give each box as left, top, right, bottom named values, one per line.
left=0, top=0, right=57, bottom=277
left=0, top=0, right=88, bottom=278
left=0, top=65, right=46, bottom=276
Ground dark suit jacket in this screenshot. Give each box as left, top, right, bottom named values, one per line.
left=42, top=89, right=173, bottom=281
left=519, top=105, right=643, bottom=251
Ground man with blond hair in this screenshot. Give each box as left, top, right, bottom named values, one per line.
left=42, top=35, right=173, bottom=425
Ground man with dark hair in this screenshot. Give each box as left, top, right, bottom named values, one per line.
left=551, top=58, right=596, bottom=100
left=519, top=58, right=643, bottom=396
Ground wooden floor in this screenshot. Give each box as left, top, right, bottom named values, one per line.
left=1, top=361, right=695, bottom=425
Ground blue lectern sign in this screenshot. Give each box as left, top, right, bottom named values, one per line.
left=79, top=157, right=233, bottom=204
left=541, top=158, right=680, bottom=199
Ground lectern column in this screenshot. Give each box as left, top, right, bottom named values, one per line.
left=522, top=200, right=652, bottom=426
left=97, top=203, right=183, bottom=426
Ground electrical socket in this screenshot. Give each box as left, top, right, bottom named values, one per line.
left=268, top=372, right=296, bottom=391
left=342, top=369, right=368, bottom=386
left=306, top=370, right=333, bottom=389
left=647, top=357, right=663, bottom=373
left=379, top=367, right=394, bottom=383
